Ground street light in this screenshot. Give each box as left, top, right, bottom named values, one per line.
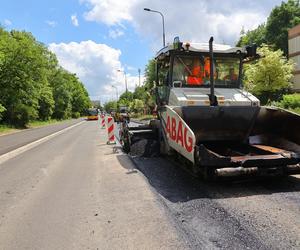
left=144, top=8, right=166, bottom=47
left=138, top=68, right=141, bottom=87
left=111, top=85, right=118, bottom=100
left=117, top=69, right=128, bottom=93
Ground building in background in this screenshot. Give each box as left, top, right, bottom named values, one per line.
left=289, top=24, right=300, bottom=92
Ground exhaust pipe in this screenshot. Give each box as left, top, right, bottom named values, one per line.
left=209, top=37, right=217, bottom=106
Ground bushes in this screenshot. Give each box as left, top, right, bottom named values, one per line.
left=275, top=93, right=300, bottom=113
left=243, top=45, right=294, bottom=104
left=11, top=103, right=38, bottom=127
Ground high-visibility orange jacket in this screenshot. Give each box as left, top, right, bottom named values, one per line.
left=187, top=66, right=203, bottom=85
left=204, top=59, right=210, bottom=77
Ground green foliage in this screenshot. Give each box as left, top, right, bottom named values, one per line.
left=130, top=99, right=144, bottom=114
left=0, top=30, right=46, bottom=124
left=0, top=103, right=6, bottom=121
left=11, top=103, right=38, bottom=127
left=236, top=0, right=300, bottom=56
left=265, top=0, right=300, bottom=56
left=276, top=93, right=300, bottom=110
left=236, top=24, right=266, bottom=47
left=0, top=27, right=91, bottom=126
left=72, top=112, right=81, bottom=118
left=119, top=91, right=133, bottom=102
left=244, top=45, right=294, bottom=103
left=38, top=84, right=54, bottom=120
left=69, top=75, right=90, bottom=117
left=117, top=91, right=133, bottom=108
left=130, top=60, right=156, bottom=114
left=144, top=59, right=156, bottom=89
left=104, top=101, right=118, bottom=112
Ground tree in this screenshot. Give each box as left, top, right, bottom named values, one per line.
left=244, top=45, right=294, bottom=104
left=38, top=84, right=55, bottom=120
left=104, top=101, right=118, bottom=112
left=0, top=27, right=91, bottom=126
left=144, top=59, right=156, bottom=89
left=69, top=75, right=90, bottom=117
left=134, top=59, right=157, bottom=114
left=236, top=24, right=266, bottom=47
left=130, top=99, right=144, bottom=114
left=49, top=68, right=72, bottom=119
left=236, top=1, right=300, bottom=55
left=265, top=0, right=300, bottom=56
left=0, top=30, right=50, bottom=126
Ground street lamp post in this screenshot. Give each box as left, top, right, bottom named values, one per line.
left=117, top=69, right=128, bottom=93
left=138, top=68, right=141, bottom=87
left=144, top=8, right=166, bottom=47
left=111, top=85, right=118, bottom=100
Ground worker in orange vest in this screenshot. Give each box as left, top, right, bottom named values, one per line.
left=187, top=59, right=203, bottom=85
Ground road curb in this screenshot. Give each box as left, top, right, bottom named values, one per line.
left=0, top=120, right=85, bottom=165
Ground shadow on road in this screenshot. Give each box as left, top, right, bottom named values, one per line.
left=116, top=154, right=138, bottom=175
left=130, top=156, right=300, bottom=202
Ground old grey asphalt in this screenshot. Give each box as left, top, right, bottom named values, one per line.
left=0, top=118, right=83, bottom=156
left=0, top=120, right=186, bottom=250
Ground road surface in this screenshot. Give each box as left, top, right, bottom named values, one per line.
left=0, top=119, right=300, bottom=249
left=0, top=120, right=186, bottom=250
left=0, top=119, right=83, bottom=155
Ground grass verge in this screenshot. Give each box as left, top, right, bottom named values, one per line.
left=0, top=125, right=20, bottom=135
left=27, top=119, right=71, bottom=128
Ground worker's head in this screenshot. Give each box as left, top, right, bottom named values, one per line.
left=192, top=58, right=201, bottom=67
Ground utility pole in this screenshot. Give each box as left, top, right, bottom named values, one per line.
left=117, top=69, right=128, bottom=93
left=138, top=68, right=141, bottom=87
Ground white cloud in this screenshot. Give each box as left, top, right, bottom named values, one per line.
left=108, top=29, right=124, bottom=39
left=46, top=20, right=57, bottom=28
left=81, top=0, right=136, bottom=26
left=3, top=19, right=12, bottom=26
left=49, top=40, right=138, bottom=102
left=81, top=0, right=283, bottom=47
left=71, top=14, right=79, bottom=27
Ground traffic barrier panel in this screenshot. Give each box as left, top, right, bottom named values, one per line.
left=106, top=116, right=116, bottom=144
left=101, top=115, right=105, bottom=129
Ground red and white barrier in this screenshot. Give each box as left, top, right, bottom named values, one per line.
left=106, top=116, right=116, bottom=144
left=101, top=115, right=105, bottom=129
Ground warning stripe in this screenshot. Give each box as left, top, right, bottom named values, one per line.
left=106, top=116, right=115, bottom=143
left=108, top=125, right=114, bottom=133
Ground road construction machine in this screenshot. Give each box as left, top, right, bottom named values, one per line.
left=120, top=36, right=300, bottom=179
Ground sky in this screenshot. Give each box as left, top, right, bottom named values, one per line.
left=0, top=0, right=284, bottom=103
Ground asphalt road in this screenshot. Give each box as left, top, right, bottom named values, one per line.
left=0, top=120, right=186, bottom=250
left=133, top=156, right=300, bottom=249
left=1, top=119, right=300, bottom=249
left=0, top=119, right=83, bottom=155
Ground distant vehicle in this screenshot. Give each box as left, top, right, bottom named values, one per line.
left=87, top=108, right=99, bottom=120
